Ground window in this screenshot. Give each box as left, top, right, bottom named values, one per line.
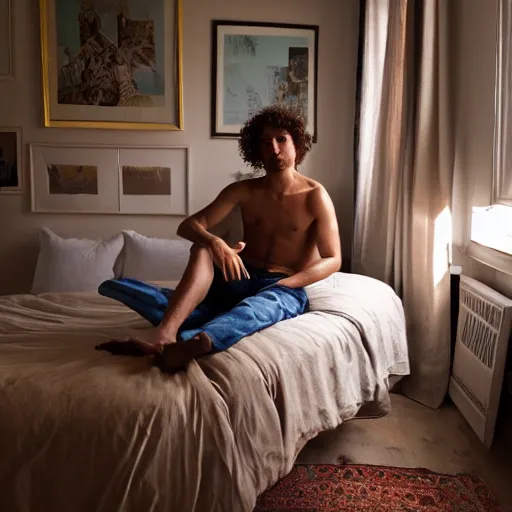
left=469, top=0, right=512, bottom=268
left=493, top=0, right=512, bottom=207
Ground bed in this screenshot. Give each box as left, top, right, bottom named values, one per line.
left=0, top=271, right=409, bottom=512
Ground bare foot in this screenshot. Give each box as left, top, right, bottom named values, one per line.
left=152, top=332, right=212, bottom=374
left=95, top=337, right=174, bottom=356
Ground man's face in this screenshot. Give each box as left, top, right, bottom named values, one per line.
left=259, top=126, right=297, bottom=172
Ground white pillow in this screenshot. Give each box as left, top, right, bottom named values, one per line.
left=31, top=227, right=124, bottom=294
left=119, top=230, right=192, bottom=282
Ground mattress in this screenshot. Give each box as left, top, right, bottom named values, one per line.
left=0, top=272, right=409, bottom=512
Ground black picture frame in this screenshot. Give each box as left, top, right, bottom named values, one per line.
left=211, top=20, right=319, bottom=142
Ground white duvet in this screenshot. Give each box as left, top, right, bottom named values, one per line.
left=0, top=272, right=409, bottom=512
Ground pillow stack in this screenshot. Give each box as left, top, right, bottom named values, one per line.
left=117, top=230, right=192, bottom=282
left=31, top=227, right=193, bottom=294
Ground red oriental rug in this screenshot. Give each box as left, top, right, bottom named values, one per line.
left=255, top=464, right=503, bottom=511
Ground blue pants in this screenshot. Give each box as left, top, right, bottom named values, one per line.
left=98, top=262, right=308, bottom=352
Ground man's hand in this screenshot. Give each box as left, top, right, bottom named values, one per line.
left=207, top=239, right=250, bottom=281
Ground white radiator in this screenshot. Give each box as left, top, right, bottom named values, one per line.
left=449, top=275, right=512, bottom=448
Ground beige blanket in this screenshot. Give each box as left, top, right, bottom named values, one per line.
left=0, top=273, right=409, bottom=512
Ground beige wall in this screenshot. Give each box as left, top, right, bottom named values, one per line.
left=452, top=0, right=512, bottom=299
left=0, top=0, right=359, bottom=295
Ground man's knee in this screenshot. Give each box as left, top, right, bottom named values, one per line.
left=190, top=242, right=211, bottom=256
left=189, top=243, right=213, bottom=265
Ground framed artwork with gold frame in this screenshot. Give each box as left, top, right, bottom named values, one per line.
left=39, top=0, right=183, bottom=131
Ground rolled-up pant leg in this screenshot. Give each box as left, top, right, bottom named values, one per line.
left=179, top=285, right=309, bottom=351
left=98, top=278, right=171, bottom=326
left=98, top=278, right=219, bottom=329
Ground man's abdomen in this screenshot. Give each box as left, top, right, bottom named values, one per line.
left=241, top=230, right=318, bottom=275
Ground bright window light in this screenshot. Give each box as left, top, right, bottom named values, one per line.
left=471, top=204, right=512, bottom=256
left=433, top=206, right=452, bottom=287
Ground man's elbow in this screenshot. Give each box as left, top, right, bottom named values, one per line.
left=176, top=219, right=188, bottom=238
left=333, top=254, right=342, bottom=272
left=177, top=216, right=197, bottom=237
left=321, top=254, right=341, bottom=273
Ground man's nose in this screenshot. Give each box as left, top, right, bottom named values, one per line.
left=271, top=140, right=280, bottom=154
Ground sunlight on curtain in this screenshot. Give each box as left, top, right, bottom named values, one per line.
left=433, top=206, right=452, bottom=287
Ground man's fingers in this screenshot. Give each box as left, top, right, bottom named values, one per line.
left=228, top=259, right=239, bottom=281
left=238, top=256, right=250, bottom=279
left=234, top=241, right=246, bottom=253
left=234, top=260, right=242, bottom=281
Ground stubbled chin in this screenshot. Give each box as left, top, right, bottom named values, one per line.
left=265, top=161, right=287, bottom=171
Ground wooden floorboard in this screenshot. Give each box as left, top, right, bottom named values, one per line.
left=297, top=393, right=512, bottom=511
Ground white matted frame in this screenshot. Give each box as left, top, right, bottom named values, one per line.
left=0, top=0, right=13, bottom=80
left=30, top=143, right=189, bottom=215
left=0, top=126, right=22, bottom=194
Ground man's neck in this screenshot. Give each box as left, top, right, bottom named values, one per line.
left=263, top=167, right=298, bottom=195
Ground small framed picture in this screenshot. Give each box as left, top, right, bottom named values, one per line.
left=118, top=146, right=189, bottom=215
left=30, top=143, right=119, bottom=213
left=0, top=127, right=22, bottom=194
left=211, top=20, right=319, bottom=141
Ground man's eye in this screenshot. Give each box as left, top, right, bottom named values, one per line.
left=277, top=136, right=286, bottom=143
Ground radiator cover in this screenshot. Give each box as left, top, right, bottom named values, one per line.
left=449, top=275, right=512, bottom=448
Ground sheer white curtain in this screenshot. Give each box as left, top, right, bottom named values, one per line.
left=353, top=0, right=453, bottom=408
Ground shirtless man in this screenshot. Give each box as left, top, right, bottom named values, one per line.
left=97, top=105, right=341, bottom=372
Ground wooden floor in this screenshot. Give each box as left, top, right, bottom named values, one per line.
left=297, top=393, right=512, bottom=511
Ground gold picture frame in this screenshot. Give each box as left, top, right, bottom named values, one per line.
left=39, top=0, right=183, bottom=131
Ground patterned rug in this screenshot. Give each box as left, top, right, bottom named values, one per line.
left=255, top=464, right=503, bottom=511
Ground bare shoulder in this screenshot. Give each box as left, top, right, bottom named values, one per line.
left=303, top=178, right=334, bottom=212
left=217, top=179, right=252, bottom=203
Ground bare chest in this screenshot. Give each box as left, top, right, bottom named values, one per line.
left=241, top=194, right=314, bottom=238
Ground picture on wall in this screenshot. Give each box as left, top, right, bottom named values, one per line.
left=0, top=0, right=13, bottom=79
left=30, top=143, right=188, bottom=215
left=118, top=147, right=187, bottom=214
left=30, top=144, right=119, bottom=213
left=121, top=165, right=171, bottom=195
left=39, top=0, right=184, bottom=130
left=211, top=20, right=319, bottom=141
left=0, top=127, right=22, bottom=194
left=47, top=164, right=99, bottom=195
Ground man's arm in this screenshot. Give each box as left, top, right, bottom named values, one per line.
left=177, top=182, right=250, bottom=281
left=278, top=186, right=342, bottom=288
left=177, top=182, right=246, bottom=246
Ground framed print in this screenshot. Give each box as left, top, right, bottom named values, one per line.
left=39, top=0, right=184, bottom=130
left=0, top=0, right=13, bottom=79
left=211, top=20, right=319, bottom=141
left=119, top=146, right=188, bottom=215
left=0, top=127, right=22, bottom=194
left=30, top=144, right=119, bottom=213
left=30, top=143, right=189, bottom=215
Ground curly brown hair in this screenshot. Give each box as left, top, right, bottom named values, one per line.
left=238, top=105, right=312, bottom=170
